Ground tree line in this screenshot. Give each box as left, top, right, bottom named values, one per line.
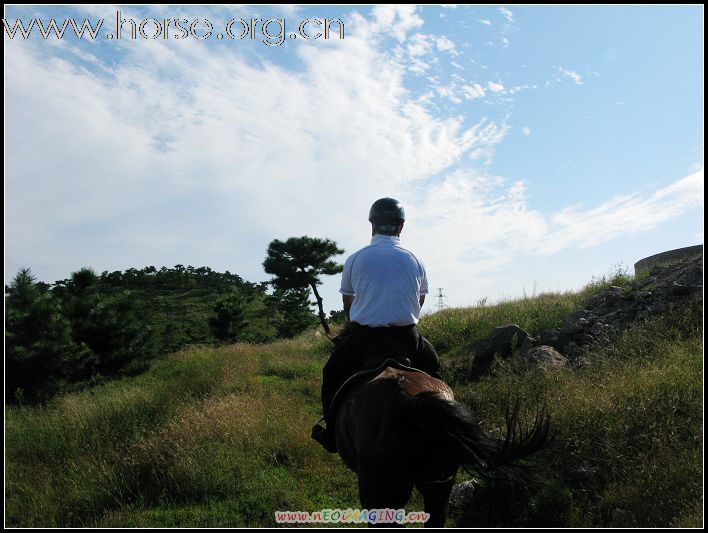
left=5, top=237, right=345, bottom=404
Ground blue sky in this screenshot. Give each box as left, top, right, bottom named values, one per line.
left=4, top=5, right=703, bottom=311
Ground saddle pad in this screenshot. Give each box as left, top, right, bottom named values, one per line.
left=328, top=358, right=430, bottom=422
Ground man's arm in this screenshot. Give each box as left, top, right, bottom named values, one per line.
left=419, top=295, right=425, bottom=308
left=343, top=294, right=355, bottom=323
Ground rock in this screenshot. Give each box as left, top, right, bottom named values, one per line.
left=523, top=345, right=567, bottom=370
left=565, top=341, right=580, bottom=357
left=652, top=301, right=668, bottom=314
left=449, top=480, right=478, bottom=511
left=489, top=324, right=531, bottom=356
left=590, top=321, right=606, bottom=335
left=561, top=320, right=584, bottom=336
left=566, top=309, right=593, bottom=322
left=578, top=334, right=596, bottom=345
left=468, top=324, right=531, bottom=361
left=539, top=328, right=560, bottom=346
left=467, top=337, right=494, bottom=362
left=604, top=286, right=626, bottom=305
left=587, top=286, right=629, bottom=309
left=537, top=327, right=572, bottom=352
left=672, top=282, right=702, bottom=296
left=520, top=334, right=540, bottom=352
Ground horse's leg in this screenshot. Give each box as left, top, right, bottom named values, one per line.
left=358, top=464, right=413, bottom=528
left=416, top=476, right=455, bottom=528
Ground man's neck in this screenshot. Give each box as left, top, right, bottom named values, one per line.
left=371, top=234, right=401, bottom=244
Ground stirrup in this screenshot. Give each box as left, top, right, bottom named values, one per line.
left=311, top=421, right=337, bottom=453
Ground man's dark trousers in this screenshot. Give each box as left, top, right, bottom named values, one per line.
left=321, top=323, right=442, bottom=424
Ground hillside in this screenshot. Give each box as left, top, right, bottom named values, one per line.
left=51, top=265, right=311, bottom=349
left=5, top=265, right=319, bottom=403
left=5, top=257, right=703, bottom=527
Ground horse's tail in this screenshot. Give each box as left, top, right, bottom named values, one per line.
left=406, top=392, right=550, bottom=478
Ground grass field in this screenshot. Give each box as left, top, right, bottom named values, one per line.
left=5, top=271, right=703, bottom=527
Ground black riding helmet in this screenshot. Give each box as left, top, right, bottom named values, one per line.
left=368, top=197, right=405, bottom=224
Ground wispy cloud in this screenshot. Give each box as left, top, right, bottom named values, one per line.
left=499, top=7, right=514, bottom=23
left=369, top=4, right=423, bottom=42
left=436, top=35, right=458, bottom=56
left=487, top=81, right=505, bottom=92
left=405, top=168, right=702, bottom=305
left=463, top=83, right=486, bottom=99
left=557, top=66, right=584, bottom=85
left=538, top=171, right=704, bottom=254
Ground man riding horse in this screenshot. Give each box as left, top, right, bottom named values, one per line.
left=312, top=197, right=443, bottom=452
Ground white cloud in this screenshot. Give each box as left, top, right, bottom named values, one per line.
left=487, top=81, right=505, bottom=92
left=463, top=83, right=486, bottom=99
left=4, top=11, right=498, bottom=284
left=435, top=84, right=462, bottom=104
left=478, top=19, right=492, bottom=26
left=436, top=36, right=458, bottom=56
left=557, top=67, right=584, bottom=85
left=5, top=6, right=702, bottom=309
left=370, top=4, right=424, bottom=42
left=522, top=126, right=531, bottom=135
left=406, top=170, right=548, bottom=288
left=538, top=171, right=704, bottom=254
left=463, top=120, right=510, bottom=163
left=403, top=168, right=702, bottom=306
left=499, top=7, right=514, bottom=23
left=404, top=32, right=444, bottom=74
left=407, top=32, right=433, bottom=57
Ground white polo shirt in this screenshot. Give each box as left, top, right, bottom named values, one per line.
left=339, top=234, right=429, bottom=327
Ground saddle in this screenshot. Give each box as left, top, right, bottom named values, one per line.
left=328, top=340, right=430, bottom=424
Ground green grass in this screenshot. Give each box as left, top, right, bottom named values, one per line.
left=448, top=299, right=703, bottom=527
left=5, top=269, right=702, bottom=527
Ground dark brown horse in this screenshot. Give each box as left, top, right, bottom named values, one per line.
left=334, top=365, right=549, bottom=527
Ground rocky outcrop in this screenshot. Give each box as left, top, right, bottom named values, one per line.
left=459, top=252, right=702, bottom=372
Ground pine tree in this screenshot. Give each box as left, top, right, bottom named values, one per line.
left=5, top=268, right=85, bottom=403
left=60, top=267, right=153, bottom=377
left=209, top=291, right=248, bottom=342
left=263, top=236, right=344, bottom=336
left=266, top=287, right=318, bottom=338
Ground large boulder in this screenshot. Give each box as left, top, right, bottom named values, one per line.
left=522, top=345, right=567, bottom=370
left=468, top=324, right=532, bottom=362
left=455, top=324, right=533, bottom=378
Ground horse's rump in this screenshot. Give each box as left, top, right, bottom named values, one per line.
left=333, top=366, right=550, bottom=527
left=336, top=367, right=549, bottom=480
left=334, top=368, right=456, bottom=475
